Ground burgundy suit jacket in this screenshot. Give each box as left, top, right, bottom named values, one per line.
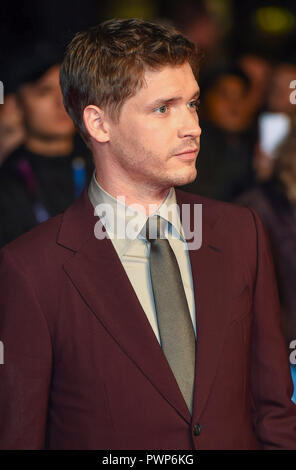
left=0, top=188, right=295, bottom=450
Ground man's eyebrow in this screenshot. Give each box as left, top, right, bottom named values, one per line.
left=147, top=89, right=200, bottom=108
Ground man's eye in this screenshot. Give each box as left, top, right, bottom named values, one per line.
left=155, top=105, right=168, bottom=114
left=188, top=98, right=200, bottom=111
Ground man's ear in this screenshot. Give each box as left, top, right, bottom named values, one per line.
left=83, top=105, right=110, bottom=143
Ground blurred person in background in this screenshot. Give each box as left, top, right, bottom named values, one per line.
left=253, top=61, right=296, bottom=182
left=180, top=64, right=256, bottom=201
left=0, top=42, right=93, bottom=246
left=174, top=0, right=224, bottom=69
left=239, top=53, right=271, bottom=116
left=237, top=133, right=296, bottom=351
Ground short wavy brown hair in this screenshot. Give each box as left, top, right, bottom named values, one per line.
left=60, top=18, right=200, bottom=144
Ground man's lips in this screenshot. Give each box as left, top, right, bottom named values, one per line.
left=175, top=148, right=198, bottom=155
left=173, top=148, right=199, bottom=159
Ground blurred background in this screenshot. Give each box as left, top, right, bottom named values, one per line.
left=0, top=0, right=295, bottom=400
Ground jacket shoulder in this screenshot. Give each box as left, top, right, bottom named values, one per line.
left=175, top=188, right=256, bottom=225
left=0, top=212, right=66, bottom=269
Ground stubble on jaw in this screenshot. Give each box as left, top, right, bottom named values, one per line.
left=109, top=135, right=198, bottom=191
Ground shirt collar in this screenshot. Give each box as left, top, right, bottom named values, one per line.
left=88, top=171, right=185, bottom=256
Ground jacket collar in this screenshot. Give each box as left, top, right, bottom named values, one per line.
left=57, top=187, right=220, bottom=252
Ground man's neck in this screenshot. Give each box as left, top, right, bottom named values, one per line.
left=24, top=135, right=74, bottom=157
left=95, top=173, right=171, bottom=215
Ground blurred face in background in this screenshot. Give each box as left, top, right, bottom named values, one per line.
left=184, top=13, right=220, bottom=54
left=204, top=75, right=251, bottom=133
left=267, top=64, right=296, bottom=115
left=17, top=64, right=75, bottom=141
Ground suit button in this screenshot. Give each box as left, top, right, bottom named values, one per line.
left=193, top=423, right=201, bottom=436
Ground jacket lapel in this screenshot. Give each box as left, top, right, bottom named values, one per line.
left=59, top=190, right=191, bottom=424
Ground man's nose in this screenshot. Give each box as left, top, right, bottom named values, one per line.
left=177, top=112, right=202, bottom=139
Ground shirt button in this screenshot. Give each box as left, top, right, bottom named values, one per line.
left=193, top=423, right=201, bottom=436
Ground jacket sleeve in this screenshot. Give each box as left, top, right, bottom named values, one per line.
left=0, top=247, right=52, bottom=449
left=248, top=207, right=296, bottom=449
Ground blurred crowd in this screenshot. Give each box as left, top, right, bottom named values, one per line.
left=0, top=42, right=94, bottom=244
left=0, top=3, right=295, bottom=396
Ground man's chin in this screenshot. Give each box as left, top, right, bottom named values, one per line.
left=172, top=166, right=197, bottom=187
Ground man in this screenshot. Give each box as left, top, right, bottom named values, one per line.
left=0, top=42, right=93, bottom=246
left=0, top=18, right=295, bottom=450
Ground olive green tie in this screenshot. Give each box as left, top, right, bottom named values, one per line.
left=145, top=215, right=196, bottom=414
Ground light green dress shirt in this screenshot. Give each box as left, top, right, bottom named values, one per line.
left=88, top=172, right=196, bottom=344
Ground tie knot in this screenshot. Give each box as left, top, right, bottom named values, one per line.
left=145, top=215, right=163, bottom=242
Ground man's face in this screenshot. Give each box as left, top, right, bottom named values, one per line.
left=107, top=62, right=201, bottom=190
left=18, top=64, right=74, bottom=140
